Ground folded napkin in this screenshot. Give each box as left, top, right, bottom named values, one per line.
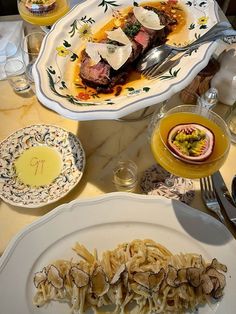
left=0, top=21, right=24, bottom=80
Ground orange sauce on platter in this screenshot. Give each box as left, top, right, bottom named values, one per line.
left=73, top=1, right=187, bottom=99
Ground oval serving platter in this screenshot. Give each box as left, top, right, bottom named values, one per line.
left=33, top=0, right=219, bottom=120
left=0, top=125, right=85, bottom=208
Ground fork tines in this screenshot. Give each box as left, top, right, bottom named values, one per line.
left=142, top=63, right=164, bottom=80
left=200, top=176, right=226, bottom=224
left=200, top=176, right=215, bottom=201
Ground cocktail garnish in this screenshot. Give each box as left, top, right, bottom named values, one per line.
left=167, top=123, right=214, bottom=162
left=25, top=0, right=56, bottom=15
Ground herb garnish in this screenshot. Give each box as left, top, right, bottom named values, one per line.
left=123, top=22, right=141, bottom=37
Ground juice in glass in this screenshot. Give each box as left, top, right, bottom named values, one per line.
left=18, top=0, right=70, bottom=26
left=151, top=107, right=230, bottom=179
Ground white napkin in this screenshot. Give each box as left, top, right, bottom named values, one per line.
left=0, top=21, right=24, bottom=80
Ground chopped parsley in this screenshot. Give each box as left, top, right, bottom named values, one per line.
left=123, top=22, right=141, bottom=38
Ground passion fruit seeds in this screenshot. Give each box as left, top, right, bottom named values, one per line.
left=167, top=123, right=214, bottom=163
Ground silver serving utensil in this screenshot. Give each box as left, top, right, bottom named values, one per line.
left=137, top=21, right=232, bottom=72
left=142, top=28, right=236, bottom=80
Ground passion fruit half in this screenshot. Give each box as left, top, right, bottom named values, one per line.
left=167, top=123, right=214, bottom=163
left=25, top=0, right=56, bottom=15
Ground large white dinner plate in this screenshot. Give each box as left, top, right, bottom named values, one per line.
left=33, top=0, right=219, bottom=120
left=0, top=193, right=235, bottom=313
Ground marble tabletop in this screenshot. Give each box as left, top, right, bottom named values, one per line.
left=0, top=16, right=236, bottom=256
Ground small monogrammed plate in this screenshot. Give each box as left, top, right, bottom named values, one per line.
left=0, top=125, right=85, bottom=208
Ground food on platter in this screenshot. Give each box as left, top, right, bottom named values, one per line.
left=78, top=2, right=185, bottom=94
left=33, top=239, right=227, bottom=313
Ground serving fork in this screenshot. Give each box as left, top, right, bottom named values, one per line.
left=141, top=27, right=236, bottom=80
left=200, top=176, right=226, bottom=224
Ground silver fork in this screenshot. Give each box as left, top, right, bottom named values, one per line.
left=141, top=28, right=236, bottom=80
left=200, top=176, right=226, bottom=224
left=142, top=52, right=184, bottom=80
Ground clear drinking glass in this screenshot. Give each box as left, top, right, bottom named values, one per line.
left=21, top=32, right=45, bottom=82
left=113, top=160, right=138, bottom=192
left=4, top=59, right=31, bottom=93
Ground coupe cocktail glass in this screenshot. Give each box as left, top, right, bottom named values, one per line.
left=17, top=0, right=70, bottom=27
left=150, top=105, right=230, bottom=179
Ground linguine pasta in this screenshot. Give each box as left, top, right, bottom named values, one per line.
left=33, top=239, right=227, bottom=313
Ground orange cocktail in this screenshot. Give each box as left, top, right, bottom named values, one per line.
left=18, top=0, right=70, bottom=26
left=151, top=105, right=230, bottom=179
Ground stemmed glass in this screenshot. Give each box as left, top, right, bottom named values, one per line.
left=150, top=105, right=231, bottom=181
left=17, top=0, right=70, bottom=30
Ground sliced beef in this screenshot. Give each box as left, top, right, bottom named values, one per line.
left=80, top=51, right=111, bottom=87
left=80, top=51, right=129, bottom=93
left=123, top=6, right=172, bottom=53
left=79, top=6, right=177, bottom=92
left=134, top=30, right=150, bottom=52
left=127, top=40, right=143, bottom=63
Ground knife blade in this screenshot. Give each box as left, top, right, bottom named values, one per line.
left=211, top=171, right=236, bottom=226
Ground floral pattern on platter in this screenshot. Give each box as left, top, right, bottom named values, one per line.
left=34, top=0, right=218, bottom=120
left=0, top=125, right=85, bottom=208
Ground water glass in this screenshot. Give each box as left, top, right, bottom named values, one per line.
left=113, top=160, right=138, bottom=192
left=21, top=32, right=45, bottom=81
left=4, top=59, right=31, bottom=93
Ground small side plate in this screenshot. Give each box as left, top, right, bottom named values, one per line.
left=0, top=124, right=85, bottom=208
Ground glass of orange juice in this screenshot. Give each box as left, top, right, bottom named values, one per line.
left=150, top=105, right=231, bottom=179
left=17, top=0, right=70, bottom=27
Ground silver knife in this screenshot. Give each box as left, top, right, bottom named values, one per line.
left=211, top=171, right=236, bottom=226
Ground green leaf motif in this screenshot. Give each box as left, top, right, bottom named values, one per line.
left=63, top=40, right=71, bottom=47
left=98, top=0, right=119, bottom=13
left=126, top=87, right=135, bottom=91
left=189, top=23, right=195, bottom=30
left=69, top=20, right=78, bottom=37
left=187, top=47, right=198, bottom=56
left=70, top=53, right=79, bottom=62
left=81, top=16, right=95, bottom=24
left=199, top=24, right=207, bottom=29
left=159, top=68, right=181, bottom=80
left=47, top=69, right=67, bottom=98
left=133, top=1, right=139, bottom=6
left=61, top=81, right=67, bottom=89
left=47, top=68, right=56, bottom=75
left=66, top=95, right=76, bottom=104
left=199, top=1, right=207, bottom=7
left=143, top=87, right=150, bottom=92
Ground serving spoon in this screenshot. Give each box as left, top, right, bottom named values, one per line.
left=137, top=21, right=234, bottom=72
